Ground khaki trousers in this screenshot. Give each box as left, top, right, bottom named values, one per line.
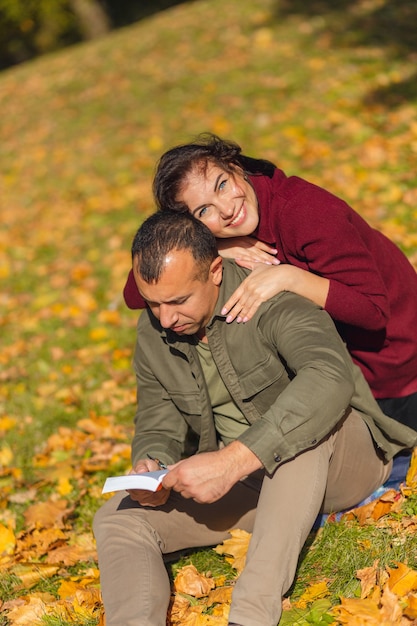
left=93, top=409, right=392, bottom=626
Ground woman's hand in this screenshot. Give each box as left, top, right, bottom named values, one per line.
left=217, top=236, right=279, bottom=266
left=221, top=264, right=330, bottom=323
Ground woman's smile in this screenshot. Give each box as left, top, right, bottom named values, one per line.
left=177, top=162, right=260, bottom=238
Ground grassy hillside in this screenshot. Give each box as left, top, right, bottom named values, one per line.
left=0, top=0, right=417, bottom=623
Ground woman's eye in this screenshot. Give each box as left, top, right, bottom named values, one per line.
left=219, top=179, right=227, bottom=191
left=198, top=206, right=208, bottom=218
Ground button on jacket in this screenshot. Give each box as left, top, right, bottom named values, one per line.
left=131, top=260, right=417, bottom=474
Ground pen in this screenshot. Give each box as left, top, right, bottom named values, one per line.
left=147, top=454, right=168, bottom=470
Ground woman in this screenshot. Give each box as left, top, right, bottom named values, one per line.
left=124, top=134, right=417, bottom=429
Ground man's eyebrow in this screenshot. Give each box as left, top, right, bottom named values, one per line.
left=190, top=173, right=223, bottom=217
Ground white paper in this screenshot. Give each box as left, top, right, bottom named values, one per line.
left=102, top=470, right=169, bottom=494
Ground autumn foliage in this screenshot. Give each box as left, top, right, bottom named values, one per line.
left=1, top=0, right=417, bottom=624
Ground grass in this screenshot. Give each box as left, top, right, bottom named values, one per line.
left=1, top=0, right=417, bottom=623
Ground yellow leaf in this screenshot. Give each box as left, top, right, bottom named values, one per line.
left=0, top=522, right=16, bottom=555
left=293, top=580, right=329, bottom=608
left=57, top=476, right=73, bottom=496
left=213, top=529, right=251, bottom=574
left=406, top=448, right=417, bottom=488
left=0, top=444, right=13, bottom=467
left=0, top=416, right=16, bottom=431
left=13, top=563, right=59, bottom=589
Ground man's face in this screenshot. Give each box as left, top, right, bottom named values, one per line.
left=133, top=248, right=223, bottom=340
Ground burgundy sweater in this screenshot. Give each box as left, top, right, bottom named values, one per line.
left=123, top=168, right=417, bottom=400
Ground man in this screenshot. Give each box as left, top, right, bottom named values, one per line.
left=94, top=211, right=416, bottom=626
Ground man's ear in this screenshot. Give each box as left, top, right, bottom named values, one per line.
left=210, top=255, right=223, bottom=286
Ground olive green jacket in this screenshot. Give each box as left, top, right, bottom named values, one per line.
left=131, top=260, right=417, bottom=474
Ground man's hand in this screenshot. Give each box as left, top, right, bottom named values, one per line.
left=162, top=441, right=262, bottom=504
left=127, top=458, right=171, bottom=507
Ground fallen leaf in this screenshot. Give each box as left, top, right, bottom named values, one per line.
left=174, top=564, right=215, bottom=598
left=213, top=529, right=251, bottom=574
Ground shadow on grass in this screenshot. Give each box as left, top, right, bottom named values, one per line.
left=271, top=0, right=417, bottom=108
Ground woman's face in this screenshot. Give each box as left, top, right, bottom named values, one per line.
left=176, top=161, right=259, bottom=238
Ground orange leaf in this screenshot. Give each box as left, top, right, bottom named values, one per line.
left=404, top=593, right=417, bottom=619
left=387, top=562, right=417, bottom=596
left=23, top=499, right=71, bottom=530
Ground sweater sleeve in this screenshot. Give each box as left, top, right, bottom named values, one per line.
left=270, top=177, right=391, bottom=331
left=123, top=268, right=147, bottom=310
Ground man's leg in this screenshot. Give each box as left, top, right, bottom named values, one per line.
left=229, top=409, right=392, bottom=626
left=93, top=476, right=260, bottom=626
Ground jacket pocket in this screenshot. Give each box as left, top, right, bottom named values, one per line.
left=238, top=353, right=288, bottom=400
left=161, top=390, right=201, bottom=415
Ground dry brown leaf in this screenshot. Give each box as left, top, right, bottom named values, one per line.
left=45, top=542, right=96, bottom=566
left=357, top=560, right=379, bottom=598
left=16, top=528, right=67, bottom=559
left=206, top=585, right=233, bottom=606
left=380, top=583, right=404, bottom=623
left=4, top=595, right=47, bottom=625
left=23, top=499, right=71, bottom=530
left=169, top=593, right=191, bottom=623
left=174, top=564, right=215, bottom=598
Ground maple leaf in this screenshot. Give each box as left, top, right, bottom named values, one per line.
left=331, top=596, right=383, bottom=623
left=386, top=562, right=417, bottom=596
left=213, top=529, right=251, bottom=574
left=343, top=489, right=401, bottom=525
left=380, top=583, right=404, bottom=623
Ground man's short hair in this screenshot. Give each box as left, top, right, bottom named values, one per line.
left=132, top=211, right=219, bottom=283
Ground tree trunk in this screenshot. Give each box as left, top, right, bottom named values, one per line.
left=69, top=0, right=111, bottom=39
